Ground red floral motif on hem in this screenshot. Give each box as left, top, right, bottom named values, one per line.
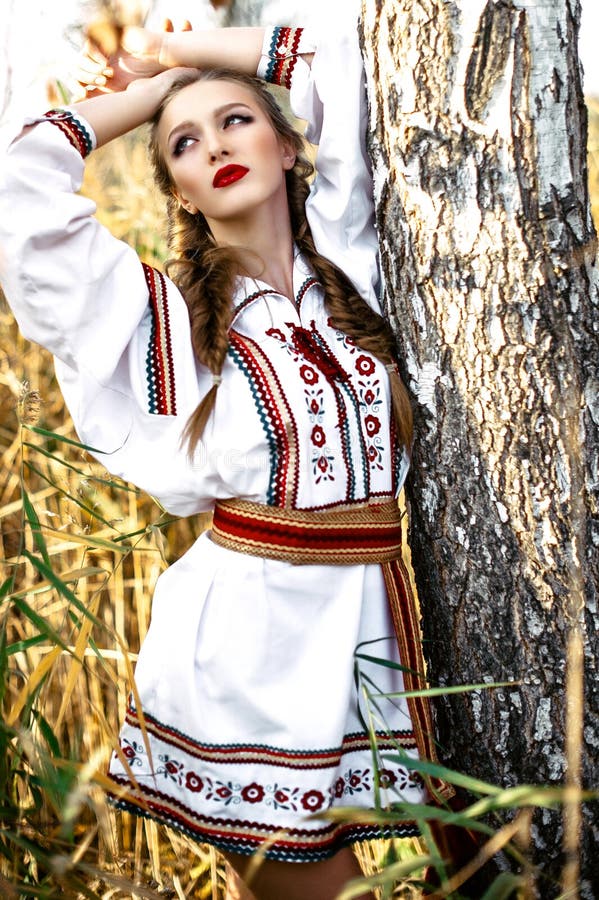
left=116, top=739, right=421, bottom=810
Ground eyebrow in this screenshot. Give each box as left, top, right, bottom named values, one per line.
left=167, top=102, right=254, bottom=145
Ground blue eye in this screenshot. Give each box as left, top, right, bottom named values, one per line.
left=224, top=113, right=253, bottom=128
left=173, top=136, right=195, bottom=157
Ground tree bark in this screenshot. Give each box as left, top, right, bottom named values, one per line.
left=361, top=0, right=598, bottom=895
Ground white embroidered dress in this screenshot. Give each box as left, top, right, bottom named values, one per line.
left=0, top=27, right=427, bottom=860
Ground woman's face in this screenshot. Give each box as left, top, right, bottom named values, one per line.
left=156, top=79, right=296, bottom=227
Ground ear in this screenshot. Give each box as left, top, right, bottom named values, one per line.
left=172, top=187, right=198, bottom=215
left=280, top=141, right=296, bottom=171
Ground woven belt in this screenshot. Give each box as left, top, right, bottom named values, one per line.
left=210, top=498, right=404, bottom=565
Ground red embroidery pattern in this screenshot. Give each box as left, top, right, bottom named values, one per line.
left=117, top=740, right=421, bottom=815
left=228, top=331, right=299, bottom=507
left=143, top=264, right=177, bottom=415
left=124, top=704, right=417, bottom=768
left=266, top=323, right=339, bottom=486
left=43, top=109, right=93, bottom=158
left=354, top=354, right=386, bottom=471
left=108, top=772, right=419, bottom=862
left=263, top=26, right=305, bottom=89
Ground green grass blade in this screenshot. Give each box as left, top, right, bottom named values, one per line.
left=24, top=423, right=104, bottom=453
left=21, top=550, right=103, bottom=628
left=481, top=871, right=528, bottom=899
left=23, top=459, right=118, bottom=529
left=336, top=855, right=437, bottom=899
left=22, top=441, right=139, bottom=493
left=382, top=752, right=504, bottom=795
left=6, top=634, right=49, bottom=656
left=0, top=575, right=16, bottom=601
left=21, top=486, right=51, bottom=567
left=12, top=595, right=70, bottom=653
left=372, top=680, right=518, bottom=700
left=30, top=709, right=61, bottom=757
left=355, top=651, right=423, bottom=677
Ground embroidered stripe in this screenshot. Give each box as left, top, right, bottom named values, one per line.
left=108, top=776, right=418, bottom=861
left=262, top=26, right=305, bottom=88
left=43, top=109, right=93, bottom=158
left=230, top=288, right=273, bottom=327
left=124, top=705, right=417, bottom=767
left=296, top=276, right=319, bottom=311
left=228, top=332, right=298, bottom=507
left=143, top=264, right=177, bottom=415
left=382, top=558, right=454, bottom=802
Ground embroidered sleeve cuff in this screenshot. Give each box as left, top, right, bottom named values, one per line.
left=257, top=26, right=315, bottom=89
left=23, top=109, right=96, bottom=158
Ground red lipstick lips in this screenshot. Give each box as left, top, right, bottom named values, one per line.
left=213, top=164, right=249, bottom=188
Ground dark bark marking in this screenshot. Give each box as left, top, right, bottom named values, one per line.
left=465, top=0, right=516, bottom=122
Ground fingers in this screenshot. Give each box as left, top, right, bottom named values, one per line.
left=73, top=49, right=114, bottom=93
left=86, top=19, right=122, bottom=57
left=161, top=17, right=192, bottom=32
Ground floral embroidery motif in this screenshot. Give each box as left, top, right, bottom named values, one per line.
left=354, top=353, right=386, bottom=472
left=331, top=768, right=371, bottom=798
left=121, top=738, right=145, bottom=766
left=241, top=782, right=265, bottom=804
left=300, top=365, right=319, bottom=385
left=271, top=786, right=301, bottom=811
left=265, top=327, right=286, bottom=342
left=355, top=355, right=376, bottom=377
left=158, top=755, right=184, bottom=784
left=377, top=768, right=397, bottom=789
left=311, top=425, right=326, bottom=448
left=364, top=415, right=381, bottom=438
left=185, top=771, right=203, bottom=792
left=301, top=790, right=326, bottom=812
left=328, top=318, right=357, bottom=354
left=266, top=324, right=336, bottom=486
left=115, top=738, right=415, bottom=812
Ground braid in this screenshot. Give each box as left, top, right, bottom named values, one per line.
left=163, top=196, right=237, bottom=450
left=286, top=166, right=413, bottom=452
left=149, top=68, right=412, bottom=457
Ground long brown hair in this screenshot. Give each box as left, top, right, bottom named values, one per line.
left=148, top=69, right=412, bottom=455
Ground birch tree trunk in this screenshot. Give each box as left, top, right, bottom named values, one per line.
left=361, top=0, right=598, bottom=894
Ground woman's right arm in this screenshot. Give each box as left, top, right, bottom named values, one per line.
left=72, top=28, right=265, bottom=147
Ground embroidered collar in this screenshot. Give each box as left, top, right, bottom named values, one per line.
left=230, top=250, right=321, bottom=327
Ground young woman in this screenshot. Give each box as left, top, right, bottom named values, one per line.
left=0, top=23, right=452, bottom=900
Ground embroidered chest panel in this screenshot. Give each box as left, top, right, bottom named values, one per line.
left=228, top=318, right=400, bottom=510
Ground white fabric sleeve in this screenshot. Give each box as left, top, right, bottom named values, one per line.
left=0, top=113, right=150, bottom=387
left=0, top=113, right=199, bottom=462
left=258, top=25, right=381, bottom=313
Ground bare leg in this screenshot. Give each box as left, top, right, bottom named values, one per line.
left=223, top=847, right=376, bottom=900
left=224, top=861, right=258, bottom=900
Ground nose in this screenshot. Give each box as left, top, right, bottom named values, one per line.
left=206, top=130, right=229, bottom=163
left=209, top=146, right=229, bottom=162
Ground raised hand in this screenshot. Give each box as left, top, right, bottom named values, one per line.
left=74, top=20, right=191, bottom=98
